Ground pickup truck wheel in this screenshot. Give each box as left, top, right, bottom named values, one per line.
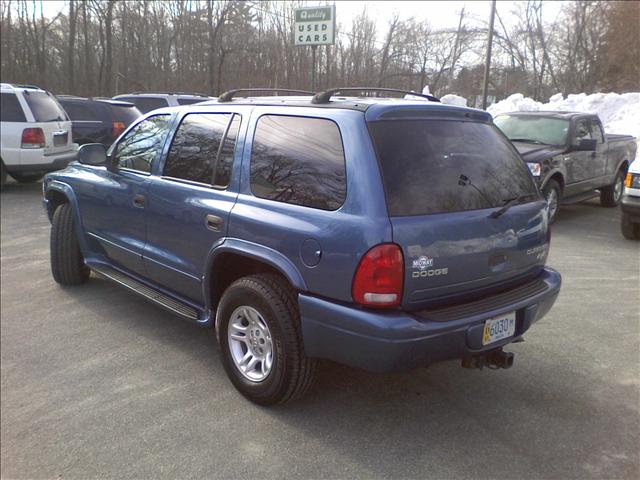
left=621, top=212, right=640, bottom=240
left=600, top=169, right=625, bottom=207
left=50, top=204, right=90, bottom=285
left=217, top=274, right=317, bottom=405
left=543, top=179, right=561, bottom=223
left=10, top=173, right=43, bottom=183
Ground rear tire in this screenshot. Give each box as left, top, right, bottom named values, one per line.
left=621, top=211, right=640, bottom=240
left=50, top=204, right=90, bottom=285
left=542, top=179, right=561, bottom=223
left=600, top=169, right=625, bottom=207
left=217, top=274, right=318, bottom=405
left=10, top=173, right=43, bottom=183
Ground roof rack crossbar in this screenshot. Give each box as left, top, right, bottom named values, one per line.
left=311, top=87, right=440, bottom=104
left=218, top=88, right=314, bottom=103
left=128, top=91, right=211, bottom=97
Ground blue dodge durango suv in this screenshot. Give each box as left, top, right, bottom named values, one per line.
left=43, top=87, right=561, bottom=405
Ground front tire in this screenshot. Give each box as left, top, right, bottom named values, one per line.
left=601, top=169, right=625, bottom=207
left=621, top=211, right=640, bottom=240
left=543, top=179, right=562, bottom=223
left=217, top=274, right=317, bottom=405
left=50, top=204, right=90, bottom=285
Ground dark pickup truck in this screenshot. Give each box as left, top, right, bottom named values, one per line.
left=494, top=112, right=637, bottom=221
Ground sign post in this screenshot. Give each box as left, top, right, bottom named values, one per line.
left=294, top=5, right=336, bottom=92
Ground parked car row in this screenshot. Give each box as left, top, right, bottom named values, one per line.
left=1, top=84, right=214, bottom=188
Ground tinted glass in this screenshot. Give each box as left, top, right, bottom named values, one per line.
left=251, top=115, right=346, bottom=210
left=115, top=114, right=171, bottom=173
left=369, top=120, right=539, bottom=216
left=177, top=98, right=206, bottom=105
left=164, top=113, right=231, bottom=184
left=572, top=119, right=593, bottom=145
left=127, top=97, right=169, bottom=113
left=0, top=93, right=26, bottom=122
left=214, top=114, right=241, bottom=187
left=494, top=115, right=569, bottom=146
left=590, top=120, right=604, bottom=143
left=59, top=101, right=99, bottom=121
left=109, top=104, right=142, bottom=125
left=23, top=91, right=68, bottom=122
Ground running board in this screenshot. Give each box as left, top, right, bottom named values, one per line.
left=561, top=190, right=599, bottom=205
left=91, top=265, right=200, bottom=320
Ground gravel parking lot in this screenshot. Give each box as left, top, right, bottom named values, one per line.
left=1, top=180, right=639, bottom=479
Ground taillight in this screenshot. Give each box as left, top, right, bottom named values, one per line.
left=21, top=128, right=45, bottom=148
left=352, top=243, right=404, bottom=308
left=112, top=122, right=126, bottom=139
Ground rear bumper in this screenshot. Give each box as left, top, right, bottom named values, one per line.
left=621, top=194, right=640, bottom=221
left=300, top=267, right=561, bottom=372
left=7, top=151, right=77, bottom=175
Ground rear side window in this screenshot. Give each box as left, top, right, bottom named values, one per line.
left=60, top=102, right=99, bottom=121
left=108, top=104, right=142, bottom=125
left=1, top=93, right=26, bottom=122
left=177, top=98, right=205, bottom=106
left=23, top=91, right=68, bottom=122
left=125, top=97, right=169, bottom=113
left=115, top=114, right=171, bottom=173
left=369, top=120, right=538, bottom=216
left=250, top=115, right=346, bottom=210
left=164, top=113, right=233, bottom=185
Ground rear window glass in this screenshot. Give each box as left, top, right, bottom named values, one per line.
left=124, top=97, right=169, bottom=113
left=59, top=101, right=99, bottom=121
left=177, top=98, right=205, bottom=106
left=23, top=91, right=68, bottom=122
left=1, top=93, right=26, bottom=122
left=250, top=115, right=346, bottom=211
left=369, top=120, right=538, bottom=216
left=109, top=104, right=142, bottom=125
left=164, top=113, right=232, bottom=184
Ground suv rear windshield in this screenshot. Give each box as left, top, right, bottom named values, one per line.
left=23, top=91, right=68, bottom=122
left=108, top=104, right=142, bottom=125
left=369, top=119, right=538, bottom=216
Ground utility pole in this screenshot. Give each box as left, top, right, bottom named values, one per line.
left=481, top=0, right=496, bottom=110
left=311, top=45, right=317, bottom=91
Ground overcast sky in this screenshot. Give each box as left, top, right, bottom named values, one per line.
left=37, top=1, right=568, bottom=38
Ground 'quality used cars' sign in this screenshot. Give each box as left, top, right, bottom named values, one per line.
left=294, top=6, right=336, bottom=46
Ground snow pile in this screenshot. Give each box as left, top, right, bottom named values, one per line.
left=488, top=92, right=640, bottom=141
left=440, top=94, right=468, bottom=107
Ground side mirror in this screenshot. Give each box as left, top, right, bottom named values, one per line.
left=77, top=143, right=108, bottom=165
left=574, top=138, right=597, bottom=152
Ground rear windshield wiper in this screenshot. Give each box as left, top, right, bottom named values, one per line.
left=509, top=138, right=546, bottom=145
left=489, top=196, right=526, bottom=219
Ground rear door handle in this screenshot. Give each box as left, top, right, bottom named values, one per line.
left=133, top=194, right=145, bottom=208
left=205, top=214, right=223, bottom=232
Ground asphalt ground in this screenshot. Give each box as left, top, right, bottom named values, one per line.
left=1, top=180, right=639, bottom=480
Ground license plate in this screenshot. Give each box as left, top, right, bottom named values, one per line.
left=53, top=132, right=68, bottom=146
left=482, top=312, right=516, bottom=346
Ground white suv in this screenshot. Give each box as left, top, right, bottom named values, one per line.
left=1, top=83, right=77, bottom=188
left=112, top=92, right=214, bottom=113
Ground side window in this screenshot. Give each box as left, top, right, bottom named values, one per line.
left=591, top=120, right=605, bottom=143
left=250, top=115, right=346, bottom=210
left=131, top=97, right=169, bottom=113
left=177, top=98, right=205, bottom=106
left=115, top=114, right=171, bottom=173
left=214, top=114, right=241, bottom=188
left=1, top=93, right=27, bottom=122
left=164, top=113, right=232, bottom=184
left=573, top=119, right=593, bottom=145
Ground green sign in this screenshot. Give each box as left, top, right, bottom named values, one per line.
left=294, top=5, right=336, bottom=46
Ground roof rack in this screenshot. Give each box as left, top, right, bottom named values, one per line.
left=13, top=84, right=42, bottom=90
left=218, top=88, right=313, bottom=103
left=128, top=91, right=212, bottom=97
left=311, top=87, right=440, bottom=104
